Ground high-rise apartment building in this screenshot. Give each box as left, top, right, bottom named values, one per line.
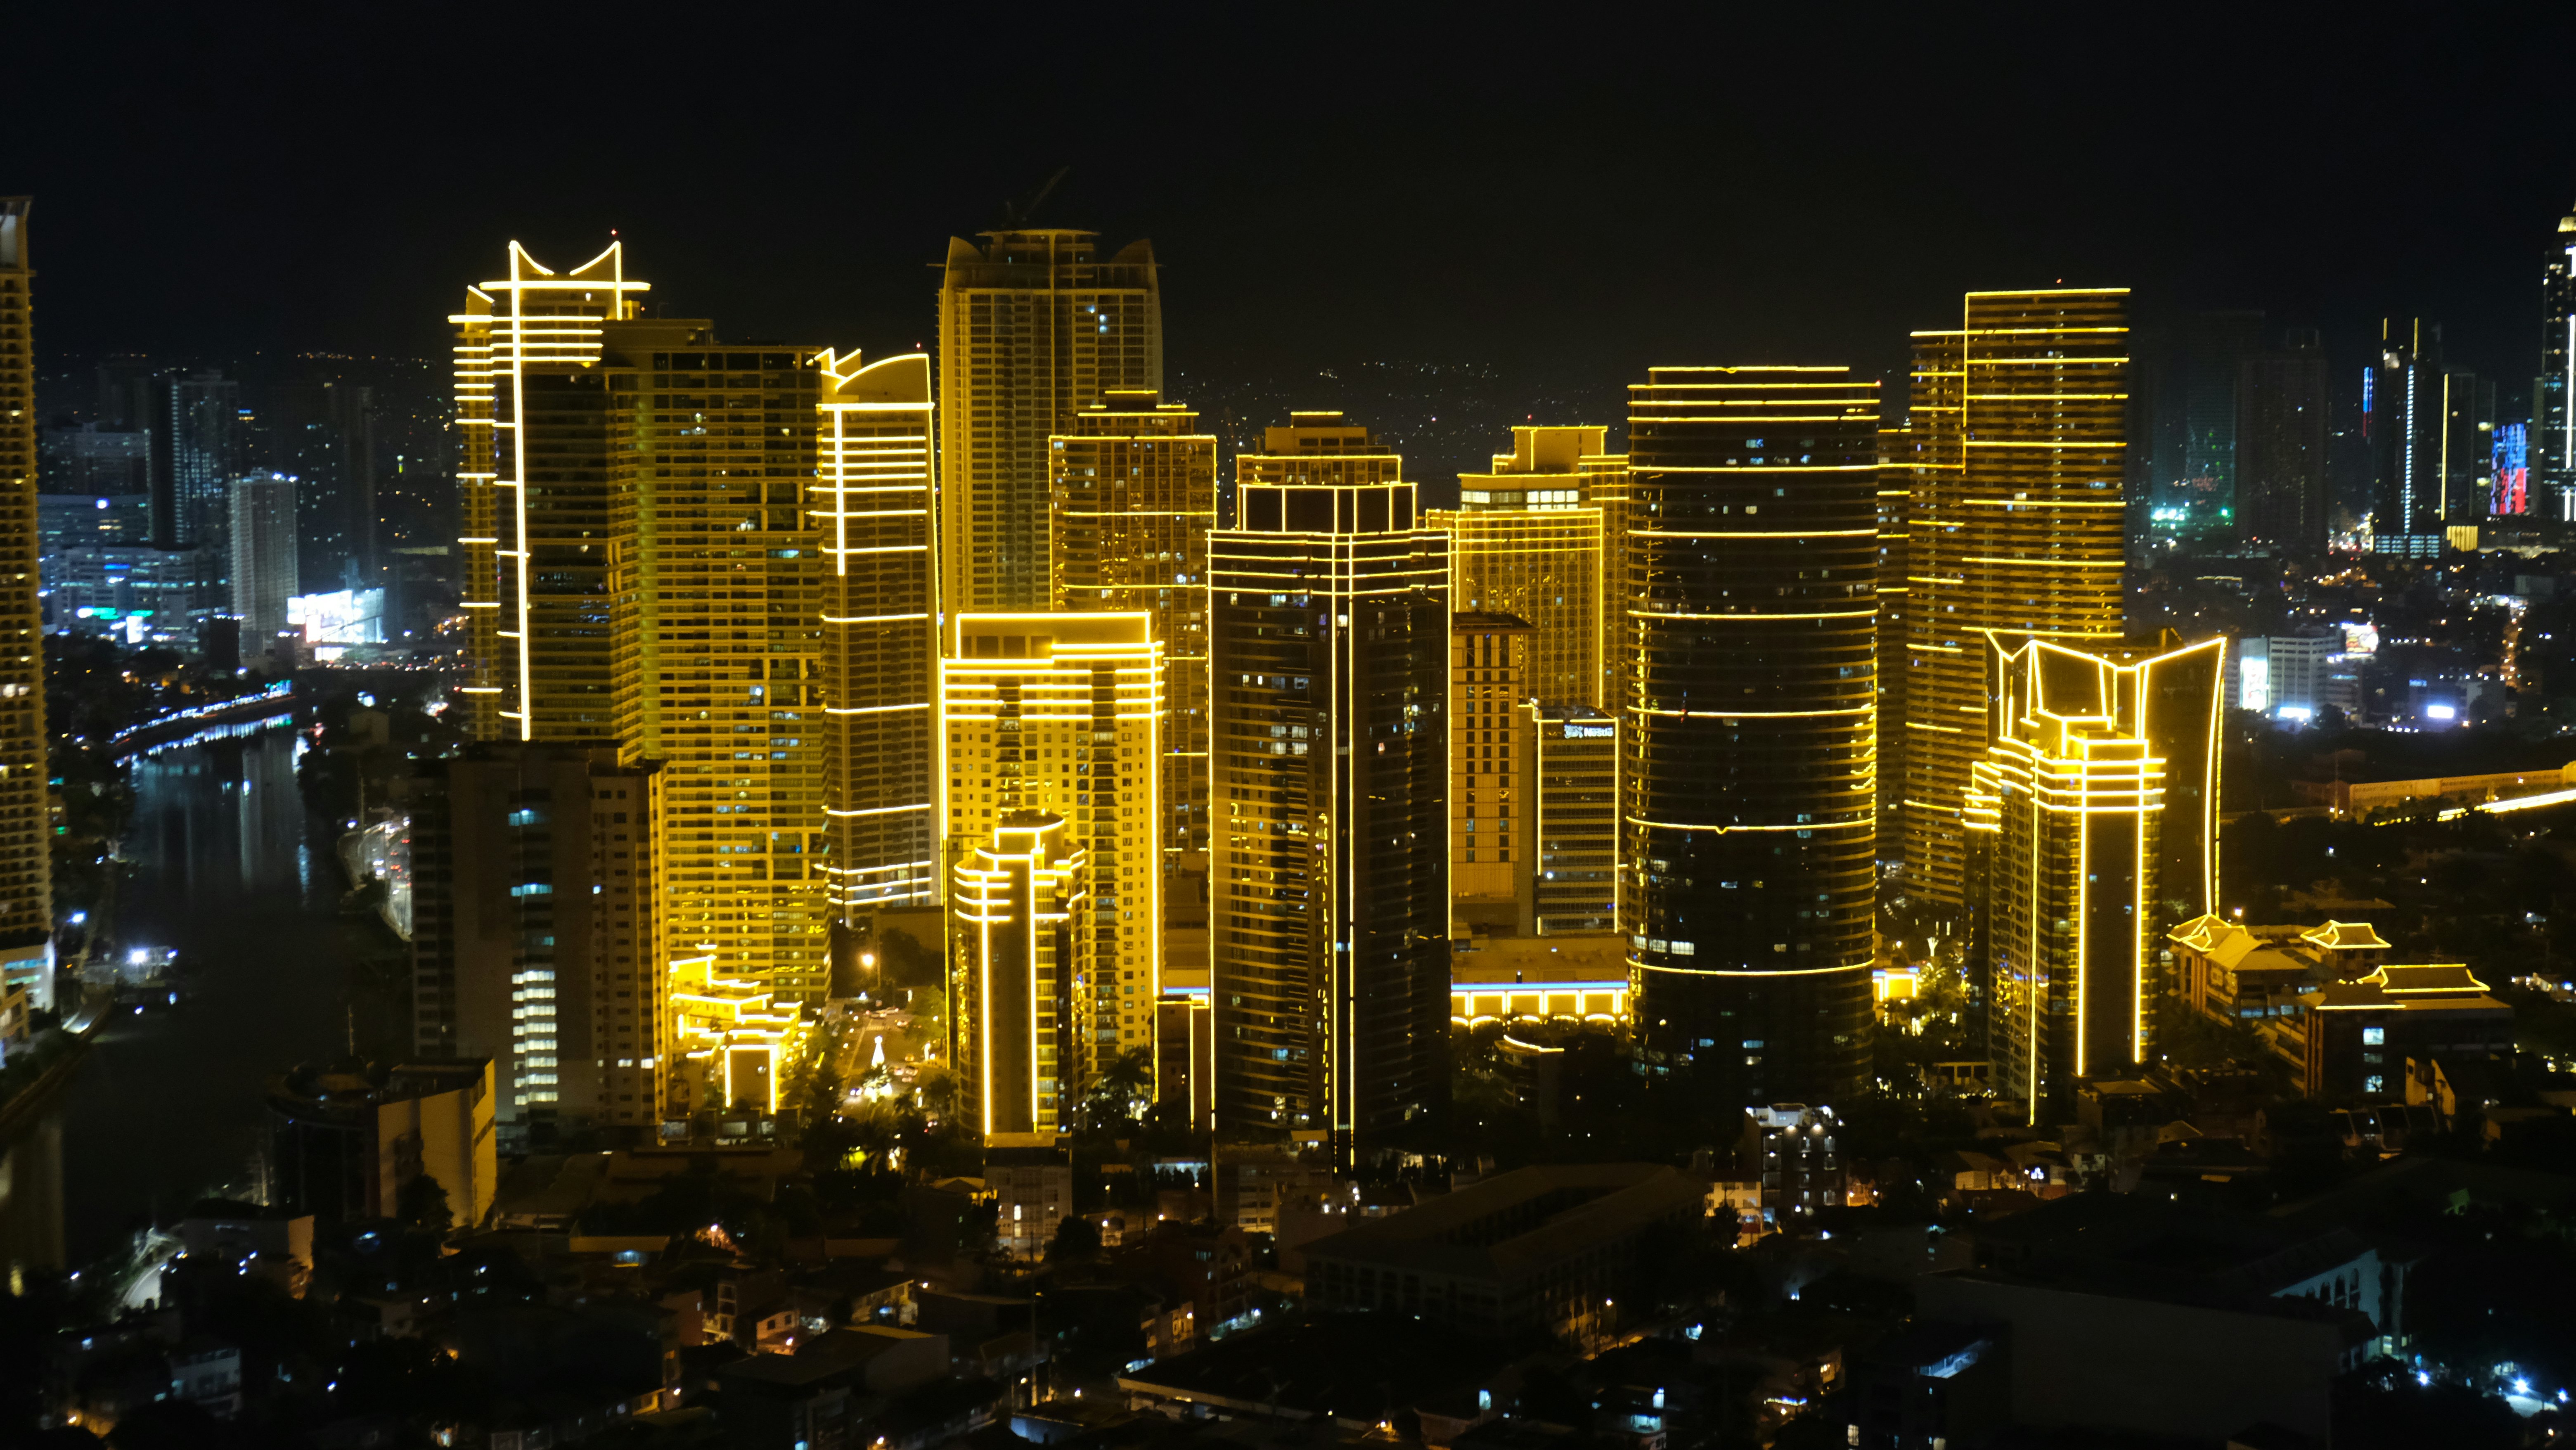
left=1895, top=290, right=2130, bottom=911
left=1874, top=424, right=1913, bottom=856
left=815, top=351, right=940, bottom=925
left=1050, top=390, right=1215, bottom=867
left=268, top=379, right=379, bottom=590
left=937, top=230, right=1160, bottom=613
left=454, top=243, right=835, bottom=1008
left=1622, top=367, right=1878, bottom=1109
left=0, top=200, right=49, bottom=999
left=408, top=744, right=663, bottom=1135
left=1531, top=702, right=1617, bottom=936
left=1967, top=635, right=2223, bottom=1110
left=1451, top=611, right=1533, bottom=933
left=148, top=370, right=241, bottom=550
left=940, top=612, right=1162, bottom=1070
left=2538, top=204, right=2576, bottom=519
left=38, top=424, right=149, bottom=498
left=2237, top=330, right=2330, bottom=552
left=1429, top=426, right=1611, bottom=710
left=228, top=472, right=298, bottom=652
left=950, top=811, right=1089, bottom=1139
left=1209, top=416, right=1450, bottom=1157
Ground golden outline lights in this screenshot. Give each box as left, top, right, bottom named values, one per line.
left=1968, top=632, right=2224, bottom=1108
left=951, top=812, right=1086, bottom=1139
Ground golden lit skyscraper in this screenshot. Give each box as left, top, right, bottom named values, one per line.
left=0, top=199, right=50, bottom=993
left=1623, top=368, right=1879, bottom=1110
left=1875, top=424, right=1913, bottom=855
left=951, top=811, right=1090, bottom=1139
left=1531, top=702, right=1619, bottom=936
left=1966, top=634, right=2222, bottom=1109
left=451, top=242, right=650, bottom=742
left=937, top=230, right=1160, bottom=612
left=1896, top=290, right=2129, bottom=911
left=816, top=351, right=940, bottom=923
left=1210, top=415, right=1450, bottom=1157
left=1050, top=390, right=1215, bottom=867
left=454, top=242, right=833, bottom=1027
left=940, top=613, right=1162, bottom=1071
left=1450, top=611, right=1533, bottom=934
left=1427, top=425, right=1611, bottom=710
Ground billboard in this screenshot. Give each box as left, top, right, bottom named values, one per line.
left=2493, top=421, right=2530, bottom=517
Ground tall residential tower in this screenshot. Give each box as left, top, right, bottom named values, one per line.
left=936, top=230, right=1160, bottom=613
left=1622, top=368, right=1879, bottom=1109
left=0, top=199, right=50, bottom=998
left=1894, top=290, right=2130, bottom=912
left=1210, top=416, right=1450, bottom=1159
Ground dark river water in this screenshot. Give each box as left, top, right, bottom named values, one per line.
left=59, top=726, right=402, bottom=1264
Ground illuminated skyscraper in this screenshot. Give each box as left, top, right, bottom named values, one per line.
left=1874, top=424, right=1912, bottom=855
left=1050, top=390, right=1215, bottom=867
left=950, top=811, right=1089, bottom=1139
left=2538, top=203, right=2576, bottom=518
left=1209, top=416, right=1449, bottom=1156
left=940, top=613, right=1161, bottom=1069
left=1896, top=290, right=2129, bottom=911
left=1966, top=634, right=2223, bottom=1110
left=452, top=243, right=649, bottom=742
left=452, top=243, right=833, bottom=1016
left=147, top=369, right=241, bottom=551
left=2365, top=318, right=2489, bottom=540
left=1623, top=367, right=1878, bottom=1109
left=1429, top=426, right=1611, bottom=709
left=815, top=351, right=939, bottom=924
left=1450, top=611, right=1533, bottom=934
left=228, top=472, right=298, bottom=652
left=0, top=199, right=50, bottom=997
left=937, top=230, right=1160, bottom=613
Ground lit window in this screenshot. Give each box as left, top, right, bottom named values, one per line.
left=2361, top=1026, right=2384, bottom=1045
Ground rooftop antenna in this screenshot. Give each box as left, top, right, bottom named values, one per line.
left=999, top=167, right=1070, bottom=229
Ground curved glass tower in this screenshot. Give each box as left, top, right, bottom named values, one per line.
left=1623, top=367, right=1878, bottom=1109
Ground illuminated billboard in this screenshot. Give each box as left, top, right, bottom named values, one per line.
left=2494, top=421, right=2530, bottom=516
left=288, top=588, right=385, bottom=659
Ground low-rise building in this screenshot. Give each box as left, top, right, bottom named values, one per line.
left=2299, top=964, right=2515, bottom=1103
left=1740, top=1104, right=1843, bottom=1227
left=1302, top=1163, right=1703, bottom=1343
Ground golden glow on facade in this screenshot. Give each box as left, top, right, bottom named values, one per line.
left=668, top=950, right=808, bottom=1115
left=1532, top=702, right=1618, bottom=935
left=938, top=231, right=1160, bottom=613
left=1450, top=613, right=1532, bottom=929
left=1050, top=391, right=1214, bottom=867
left=450, top=241, right=649, bottom=742
left=939, top=612, right=1162, bottom=1067
left=1968, top=633, right=2224, bottom=1108
left=1210, top=416, right=1451, bottom=1154
left=950, top=812, right=1089, bottom=1139
left=817, top=351, right=938, bottom=919
left=0, top=199, right=50, bottom=956
left=1897, top=290, right=2130, bottom=909
left=1430, top=425, right=1612, bottom=709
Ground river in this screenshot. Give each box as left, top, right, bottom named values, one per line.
left=58, top=726, right=405, bottom=1265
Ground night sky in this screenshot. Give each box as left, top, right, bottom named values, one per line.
left=19, top=7, right=2576, bottom=407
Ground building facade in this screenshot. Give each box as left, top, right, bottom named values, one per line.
left=229, top=472, right=298, bottom=650
left=814, top=351, right=940, bottom=925
left=1623, top=367, right=1878, bottom=1110
left=1210, top=417, right=1450, bottom=1156
left=1049, top=389, right=1215, bottom=869
left=148, top=369, right=241, bottom=551
left=1895, top=290, right=2130, bottom=911
left=936, top=230, right=1160, bottom=613
left=1429, top=425, right=1611, bottom=710
left=940, top=612, right=1161, bottom=1067
left=1451, top=611, right=1533, bottom=933
left=1532, top=702, right=1617, bottom=936
left=950, top=813, right=1090, bottom=1139
left=408, top=744, right=663, bottom=1133
left=2538, top=203, right=2576, bottom=519
left=2236, top=331, right=2330, bottom=552
left=0, top=200, right=51, bottom=970
left=1967, top=634, right=2224, bottom=1110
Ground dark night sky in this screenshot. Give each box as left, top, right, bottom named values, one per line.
left=18, top=5, right=2576, bottom=406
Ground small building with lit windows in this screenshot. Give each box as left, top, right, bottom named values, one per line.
left=2296, top=964, right=2513, bottom=1103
